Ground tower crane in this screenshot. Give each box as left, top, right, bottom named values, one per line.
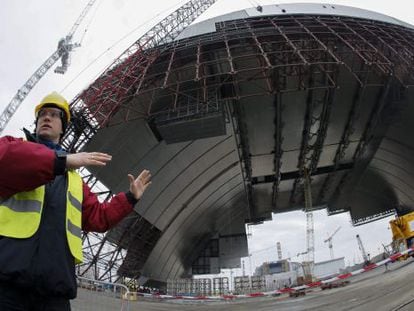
left=0, top=0, right=98, bottom=134
left=303, top=167, right=315, bottom=264
left=298, top=167, right=316, bottom=282
left=324, top=226, right=341, bottom=259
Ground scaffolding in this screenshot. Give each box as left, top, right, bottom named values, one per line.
left=213, top=277, right=229, bottom=296
left=250, top=275, right=266, bottom=292
left=167, top=278, right=212, bottom=296
left=234, top=276, right=251, bottom=294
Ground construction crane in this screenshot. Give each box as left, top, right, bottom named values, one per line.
left=356, top=234, right=370, bottom=266
left=299, top=167, right=315, bottom=283
left=0, top=0, right=97, bottom=134
left=324, top=226, right=341, bottom=259
left=303, top=167, right=315, bottom=264
left=295, top=250, right=308, bottom=260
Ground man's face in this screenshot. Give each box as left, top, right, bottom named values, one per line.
left=35, top=107, right=63, bottom=143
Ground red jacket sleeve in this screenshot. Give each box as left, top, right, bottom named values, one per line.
left=81, top=182, right=134, bottom=232
left=0, top=136, right=56, bottom=198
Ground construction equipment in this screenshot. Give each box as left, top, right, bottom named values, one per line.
left=389, top=211, right=414, bottom=257
left=0, top=0, right=98, bottom=134
left=356, top=234, right=371, bottom=266
left=321, top=280, right=349, bottom=290
left=324, top=226, right=341, bottom=259
left=289, top=289, right=306, bottom=298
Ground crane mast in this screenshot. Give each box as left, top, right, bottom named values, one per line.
left=303, top=168, right=315, bottom=264
left=0, top=0, right=97, bottom=134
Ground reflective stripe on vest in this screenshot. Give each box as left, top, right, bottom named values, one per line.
left=0, top=186, right=44, bottom=238
left=66, top=171, right=83, bottom=263
left=0, top=197, right=42, bottom=213
left=0, top=170, right=84, bottom=263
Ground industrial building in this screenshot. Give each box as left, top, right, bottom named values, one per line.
left=254, top=257, right=345, bottom=286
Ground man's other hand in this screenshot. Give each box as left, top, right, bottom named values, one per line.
left=128, top=169, right=151, bottom=200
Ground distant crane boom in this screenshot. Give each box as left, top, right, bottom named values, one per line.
left=0, top=0, right=97, bottom=134
left=324, top=226, right=341, bottom=259
left=296, top=251, right=308, bottom=258
left=67, top=0, right=97, bottom=40
left=0, top=50, right=61, bottom=133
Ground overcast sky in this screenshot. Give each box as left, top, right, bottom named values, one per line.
left=1, top=0, right=413, bottom=275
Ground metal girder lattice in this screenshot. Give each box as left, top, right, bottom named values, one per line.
left=134, top=15, right=414, bottom=107
left=131, top=15, right=414, bottom=216
left=73, top=167, right=123, bottom=282
left=352, top=209, right=396, bottom=226
left=228, top=101, right=256, bottom=222
left=0, top=51, right=60, bottom=133
left=71, top=0, right=218, bottom=128
left=284, top=17, right=339, bottom=206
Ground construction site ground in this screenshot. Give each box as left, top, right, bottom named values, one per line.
left=72, top=258, right=414, bottom=310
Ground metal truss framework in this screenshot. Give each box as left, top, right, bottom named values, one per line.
left=71, top=0, right=218, bottom=127
left=63, top=14, right=414, bottom=281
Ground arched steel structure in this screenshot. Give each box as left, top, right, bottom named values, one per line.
left=62, top=4, right=414, bottom=284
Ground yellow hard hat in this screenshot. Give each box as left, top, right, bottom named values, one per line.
left=35, top=91, right=70, bottom=123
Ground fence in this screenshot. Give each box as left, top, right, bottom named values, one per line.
left=71, top=276, right=130, bottom=311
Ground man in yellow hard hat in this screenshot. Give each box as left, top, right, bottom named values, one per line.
left=34, top=91, right=71, bottom=141
left=0, top=92, right=152, bottom=310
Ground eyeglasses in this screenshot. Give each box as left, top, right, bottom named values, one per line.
left=37, top=108, right=63, bottom=119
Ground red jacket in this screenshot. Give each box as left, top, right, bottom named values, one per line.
left=0, top=135, right=134, bottom=232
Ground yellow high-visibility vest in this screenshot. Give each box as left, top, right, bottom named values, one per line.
left=0, top=171, right=84, bottom=263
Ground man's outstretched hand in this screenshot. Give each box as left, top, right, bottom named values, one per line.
left=66, top=152, right=151, bottom=200
left=128, top=169, right=152, bottom=200
left=66, top=152, right=112, bottom=170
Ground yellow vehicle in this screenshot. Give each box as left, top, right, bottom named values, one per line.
left=389, top=211, right=414, bottom=258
